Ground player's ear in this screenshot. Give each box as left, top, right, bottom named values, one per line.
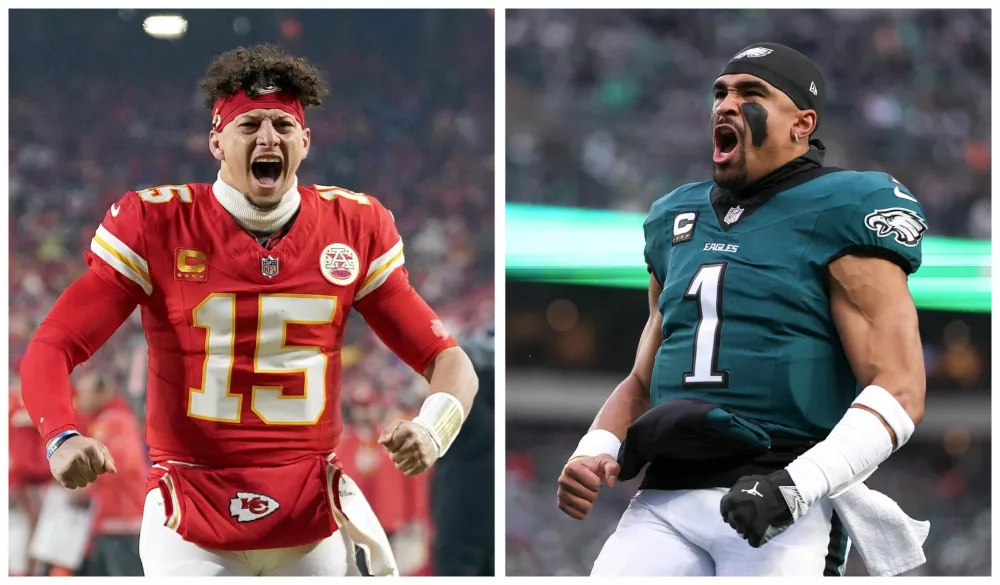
left=301, top=127, right=311, bottom=160
left=792, top=110, right=817, bottom=142
left=208, top=130, right=225, bottom=162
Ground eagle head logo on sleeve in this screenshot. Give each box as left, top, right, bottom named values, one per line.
left=863, top=207, right=928, bottom=247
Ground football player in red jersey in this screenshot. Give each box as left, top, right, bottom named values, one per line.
left=19, top=44, right=479, bottom=577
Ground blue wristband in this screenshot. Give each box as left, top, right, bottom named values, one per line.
left=46, top=430, right=81, bottom=460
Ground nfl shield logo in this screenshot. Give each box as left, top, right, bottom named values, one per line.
left=261, top=256, right=279, bottom=279
left=724, top=206, right=744, bottom=225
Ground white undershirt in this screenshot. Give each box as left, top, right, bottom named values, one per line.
left=212, top=173, right=301, bottom=234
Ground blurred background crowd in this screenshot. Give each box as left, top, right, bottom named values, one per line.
left=9, top=9, right=494, bottom=576
left=506, top=9, right=990, bottom=577
left=507, top=9, right=991, bottom=238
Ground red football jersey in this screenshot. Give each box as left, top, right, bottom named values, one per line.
left=85, top=179, right=453, bottom=468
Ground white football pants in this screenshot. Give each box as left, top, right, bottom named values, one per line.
left=592, top=487, right=850, bottom=576
left=138, top=489, right=353, bottom=576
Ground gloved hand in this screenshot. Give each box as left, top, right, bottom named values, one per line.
left=720, top=469, right=806, bottom=548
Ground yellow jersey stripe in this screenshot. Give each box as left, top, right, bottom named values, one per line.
left=96, top=224, right=149, bottom=273
left=364, top=239, right=403, bottom=278
left=362, top=247, right=404, bottom=290
left=91, top=237, right=153, bottom=295
left=354, top=252, right=405, bottom=301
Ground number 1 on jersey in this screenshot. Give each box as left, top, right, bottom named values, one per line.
left=683, top=263, right=730, bottom=387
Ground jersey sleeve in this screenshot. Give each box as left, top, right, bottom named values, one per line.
left=84, top=192, right=153, bottom=298
left=352, top=196, right=457, bottom=373
left=353, top=197, right=406, bottom=303
left=643, top=198, right=673, bottom=286
left=833, top=180, right=927, bottom=275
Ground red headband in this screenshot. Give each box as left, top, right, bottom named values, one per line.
left=211, top=87, right=305, bottom=132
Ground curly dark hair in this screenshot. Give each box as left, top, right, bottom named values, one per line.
left=198, top=44, right=329, bottom=110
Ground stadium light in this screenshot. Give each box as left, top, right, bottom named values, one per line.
left=142, top=14, right=188, bottom=40
left=506, top=203, right=991, bottom=313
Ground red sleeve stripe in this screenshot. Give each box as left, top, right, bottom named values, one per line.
left=355, top=238, right=404, bottom=301
left=91, top=224, right=152, bottom=294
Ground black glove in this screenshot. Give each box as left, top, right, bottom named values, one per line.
left=720, top=469, right=804, bottom=548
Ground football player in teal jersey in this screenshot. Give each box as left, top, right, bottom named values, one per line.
left=557, top=43, right=928, bottom=576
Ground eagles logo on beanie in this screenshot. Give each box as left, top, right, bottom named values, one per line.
left=720, top=43, right=826, bottom=133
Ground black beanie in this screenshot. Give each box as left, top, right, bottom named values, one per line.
left=719, top=43, right=825, bottom=133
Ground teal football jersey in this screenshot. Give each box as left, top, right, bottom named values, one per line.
left=643, top=169, right=926, bottom=440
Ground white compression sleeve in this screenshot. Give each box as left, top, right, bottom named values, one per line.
left=786, top=385, right=915, bottom=506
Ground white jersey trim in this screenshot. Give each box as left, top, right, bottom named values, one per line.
left=91, top=224, right=152, bottom=295
left=354, top=238, right=405, bottom=301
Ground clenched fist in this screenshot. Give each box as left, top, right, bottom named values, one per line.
left=49, top=435, right=117, bottom=489
left=378, top=420, right=439, bottom=476
left=557, top=453, right=621, bottom=520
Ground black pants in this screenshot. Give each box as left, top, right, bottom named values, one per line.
left=430, top=460, right=494, bottom=576
left=433, top=537, right=494, bottom=576
left=77, top=534, right=144, bottom=576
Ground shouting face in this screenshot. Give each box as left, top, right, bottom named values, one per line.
left=210, top=108, right=310, bottom=208
left=710, top=73, right=815, bottom=190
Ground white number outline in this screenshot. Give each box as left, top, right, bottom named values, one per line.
left=137, top=185, right=193, bottom=204
left=682, top=263, right=730, bottom=387
left=314, top=185, right=370, bottom=205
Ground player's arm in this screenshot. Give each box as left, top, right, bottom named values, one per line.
left=420, top=346, right=478, bottom=420
left=21, top=270, right=135, bottom=487
left=354, top=197, right=478, bottom=475
left=829, top=254, right=925, bottom=440
left=21, top=192, right=149, bottom=489
left=557, top=276, right=662, bottom=520
left=362, top=285, right=477, bottom=475
left=783, top=254, right=923, bottom=497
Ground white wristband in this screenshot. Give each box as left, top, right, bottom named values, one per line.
left=852, top=384, right=915, bottom=449
left=569, top=429, right=622, bottom=463
left=412, top=392, right=466, bottom=458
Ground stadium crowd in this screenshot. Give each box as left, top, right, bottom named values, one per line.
left=507, top=9, right=991, bottom=238
left=9, top=9, right=493, bottom=576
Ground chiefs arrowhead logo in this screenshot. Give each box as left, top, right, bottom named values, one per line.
left=229, top=492, right=280, bottom=523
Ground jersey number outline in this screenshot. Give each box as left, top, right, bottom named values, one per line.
left=137, top=185, right=193, bottom=204
left=188, top=293, right=338, bottom=425
left=313, top=185, right=370, bottom=205
left=682, top=263, right=730, bottom=387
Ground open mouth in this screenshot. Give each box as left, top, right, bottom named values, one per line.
left=251, top=156, right=283, bottom=188
left=713, top=124, right=740, bottom=165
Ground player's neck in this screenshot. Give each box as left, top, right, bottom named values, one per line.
left=213, top=173, right=301, bottom=235
left=741, top=141, right=822, bottom=194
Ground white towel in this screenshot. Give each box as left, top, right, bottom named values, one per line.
left=830, top=482, right=930, bottom=576
left=333, top=471, right=400, bottom=577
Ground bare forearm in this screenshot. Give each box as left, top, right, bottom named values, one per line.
left=423, top=346, right=479, bottom=416
left=831, top=256, right=926, bottom=442
left=591, top=373, right=651, bottom=441
left=851, top=309, right=925, bottom=426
